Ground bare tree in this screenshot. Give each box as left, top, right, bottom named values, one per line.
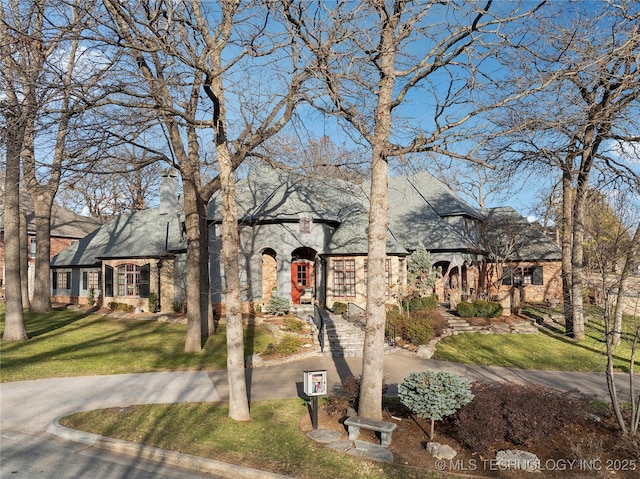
left=487, top=1, right=640, bottom=339
left=1, top=0, right=123, bottom=315
left=101, top=0, right=307, bottom=420
left=58, top=149, right=164, bottom=217
left=283, top=0, right=544, bottom=419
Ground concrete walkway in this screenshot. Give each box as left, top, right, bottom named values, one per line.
left=1, top=351, right=637, bottom=478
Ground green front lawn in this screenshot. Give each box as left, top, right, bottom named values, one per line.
left=0, top=308, right=273, bottom=382
left=433, top=305, right=640, bottom=373
left=61, top=399, right=436, bottom=479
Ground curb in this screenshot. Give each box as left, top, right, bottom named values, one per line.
left=47, top=417, right=295, bottom=479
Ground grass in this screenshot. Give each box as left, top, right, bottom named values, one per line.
left=434, top=304, right=640, bottom=373
left=0, top=307, right=273, bottom=382
left=61, top=399, right=437, bottom=479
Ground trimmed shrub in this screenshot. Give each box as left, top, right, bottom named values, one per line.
left=107, top=302, right=134, bottom=312
left=399, top=370, right=474, bottom=439
left=456, top=301, right=475, bottom=318
left=474, top=300, right=503, bottom=318
left=87, top=288, right=95, bottom=306
left=403, top=294, right=439, bottom=312
left=332, top=302, right=347, bottom=315
left=404, top=314, right=433, bottom=345
left=148, top=292, right=157, bottom=313
left=456, top=300, right=503, bottom=318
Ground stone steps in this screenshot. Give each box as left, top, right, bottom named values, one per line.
left=321, top=313, right=366, bottom=357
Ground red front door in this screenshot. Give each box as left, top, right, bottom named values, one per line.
left=291, top=262, right=309, bottom=304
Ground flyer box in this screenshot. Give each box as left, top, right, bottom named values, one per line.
left=303, top=370, right=327, bottom=397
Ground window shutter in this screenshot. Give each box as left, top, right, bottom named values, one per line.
left=105, top=266, right=113, bottom=297
left=502, top=267, right=512, bottom=286
left=53, top=271, right=58, bottom=290
left=532, top=266, right=543, bottom=285
left=66, top=272, right=71, bottom=289
left=140, top=264, right=150, bottom=298
left=82, top=272, right=88, bottom=290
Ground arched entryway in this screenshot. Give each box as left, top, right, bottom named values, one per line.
left=261, top=248, right=277, bottom=305
left=291, top=247, right=316, bottom=304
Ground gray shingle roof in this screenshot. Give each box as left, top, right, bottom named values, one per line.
left=385, top=172, right=481, bottom=252
left=481, top=206, right=562, bottom=261
left=0, top=193, right=101, bottom=239
left=51, top=201, right=186, bottom=267
left=209, top=165, right=359, bottom=224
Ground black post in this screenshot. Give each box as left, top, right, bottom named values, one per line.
left=312, top=396, right=318, bottom=429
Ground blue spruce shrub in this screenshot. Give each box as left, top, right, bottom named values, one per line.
left=399, top=370, right=474, bottom=439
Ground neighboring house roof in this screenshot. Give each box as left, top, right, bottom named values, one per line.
left=0, top=193, right=101, bottom=239
left=481, top=206, right=562, bottom=261
left=51, top=200, right=186, bottom=267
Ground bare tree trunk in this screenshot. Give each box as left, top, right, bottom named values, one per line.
left=220, top=147, right=250, bottom=421
left=183, top=180, right=204, bottom=352
left=613, top=223, right=640, bottom=346
left=2, top=123, right=27, bottom=341
left=30, top=198, right=54, bottom=312
left=561, top=169, right=574, bottom=337
left=359, top=146, right=389, bottom=420
left=199, top=208, right=211, bottom=339
left=19, top=209, right=30, bottom=310
left=358, top=19, right=394, bottom=418
left=571, top=178, right=588, bottom=340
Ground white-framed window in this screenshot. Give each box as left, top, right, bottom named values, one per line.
left=117, top=264, right=141, bottom=296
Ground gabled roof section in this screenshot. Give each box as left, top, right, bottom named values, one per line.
left=391, top=171, right=483, bottom=219
left=209, top=164, right=360, bottom=224
left=482, top=206, right=562, bottom=261
left=385, top=172, right=481, bottom=252
left=51, top=200, right=186, bottom=267
left=324, top=203, right=409, bottom=255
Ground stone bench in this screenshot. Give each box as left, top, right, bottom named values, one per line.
left=343, top=416, right=397, bottom=447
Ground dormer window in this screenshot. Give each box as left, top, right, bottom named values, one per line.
left=299, top=216, right=311, bottom=234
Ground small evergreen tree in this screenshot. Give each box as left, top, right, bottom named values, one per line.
left=406, top=243, right=440, bottom=308
left=399, top=370, right=474, bottom=439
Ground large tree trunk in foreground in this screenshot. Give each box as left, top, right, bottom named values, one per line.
left=2, top=125, right=27, bottom=341
left=358, top=146, right=389, bottom=420
left=219, top=148, right=250, bottom=421
left=183, top=180, right=206, bottom=352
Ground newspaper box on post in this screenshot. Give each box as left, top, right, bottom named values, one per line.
left=303, top=370, right=327, bottom=397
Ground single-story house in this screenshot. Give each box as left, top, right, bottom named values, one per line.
left=51, top=165, right=563, bottom=313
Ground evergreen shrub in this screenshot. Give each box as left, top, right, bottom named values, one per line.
left=456, top=300, right=503, bottom=318
left=332, top=302, right=347, bottom=315
left=456, top=301, right=475, bottom=317
left=399, top=370, right=474, bottom=439
left=404, top=314, right=433, bottom=345
left=268, top=295, right=290, bottom=315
